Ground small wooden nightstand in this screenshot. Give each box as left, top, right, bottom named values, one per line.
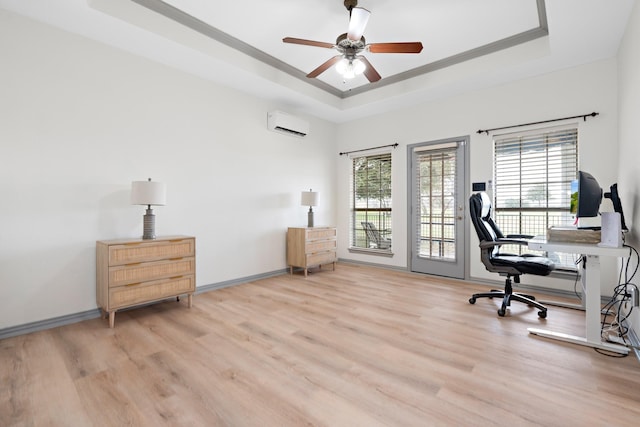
left=287, top=227, right=337, bottom=276
left=96, top=235, right=196, bottom=328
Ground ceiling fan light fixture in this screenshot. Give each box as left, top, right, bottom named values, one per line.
left=353, top=57, right=366, bottom=75
left=336, top=57, right=366, bottom=79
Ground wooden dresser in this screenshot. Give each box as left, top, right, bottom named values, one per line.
left=96, top=235, right=196, bottom=328
left=287, top=227, right=337, bottom=276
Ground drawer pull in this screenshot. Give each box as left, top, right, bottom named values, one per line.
left=170, top=276, right=183, bottom=280
left=125, top=262, right=142, bottom=266
left=123, top=242, right=143, bottom=246
left=169, top=239, right=185, bottom=243
left=169, top=257, right=183, bottom=261
left=126, top=282, right=141, bottom=287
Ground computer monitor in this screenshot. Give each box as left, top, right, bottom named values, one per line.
left=604, top=183, right=628, bottom=231
left=570, top=171, right=602, bottom=219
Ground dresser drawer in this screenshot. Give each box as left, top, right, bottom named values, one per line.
left=306, top=228, right=337, bottom=241
left=108, top=238, right=195, bottom=265
left=306, top=239, right=337, bottom=253
left=109, top=275, right=195, bottom=309
left=307, top=251, right=337, bottom=266
left=108, top=257, right=195, bottom=287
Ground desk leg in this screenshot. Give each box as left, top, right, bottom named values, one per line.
left=583, top=255, right=602, bottom=343
left=529, top=254, right=628, bottom=354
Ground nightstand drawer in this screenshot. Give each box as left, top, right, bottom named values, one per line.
left=108, top=257, right=195, bottom=287
left=307, top=251, right=337, bottom=266
left=109, top=275, right=195, bottom=309
left=108, top=238, right=195, bottom=265
left=306, top=239, right=337, bottom=253
left=306, top=228, right=337, bottom=240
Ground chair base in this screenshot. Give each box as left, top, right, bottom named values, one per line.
left=469, top=277, right=548, bottom=318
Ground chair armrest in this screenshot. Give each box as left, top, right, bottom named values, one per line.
left=505, top=234, right=534, bottom=239
left=479, top=239, right=528, bottom=249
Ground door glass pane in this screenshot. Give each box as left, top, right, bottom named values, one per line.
left=416, top=148, right=457, bottom=260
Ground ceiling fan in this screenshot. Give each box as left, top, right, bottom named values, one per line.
left=283, top=0, right=423, bottom=83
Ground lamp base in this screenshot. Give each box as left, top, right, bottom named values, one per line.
left=307, top=208, right=314, bottom=228
left=142, top=207, right=156, bottom=239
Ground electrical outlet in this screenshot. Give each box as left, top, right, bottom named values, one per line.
left=619, top=287, right=633, bottom=316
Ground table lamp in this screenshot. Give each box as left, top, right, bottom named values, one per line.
left=301, top=189, right=318, bottom=228
left=131, top=178, right=166, bottom=239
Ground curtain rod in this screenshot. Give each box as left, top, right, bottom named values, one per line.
left=477, top=112, right=599, bottom=135
left=339, top=143, right=398, bottom=156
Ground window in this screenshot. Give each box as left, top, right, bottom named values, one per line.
left=350, top=152, right=392, bottom=252
left=493, top=126, right=578, bottom=269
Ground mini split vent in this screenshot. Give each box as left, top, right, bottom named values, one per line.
left=267, top=111, right=310, bottom=137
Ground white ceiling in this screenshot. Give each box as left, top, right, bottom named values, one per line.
left=0, top=0, right=635, bottom=123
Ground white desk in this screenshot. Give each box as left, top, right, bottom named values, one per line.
left=527, top=238, right=630, bottom=354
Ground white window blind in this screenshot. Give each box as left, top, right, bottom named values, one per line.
left=414, top=144, right=457, bottom=260
left=350, top=152, right=392, bottom=251
left=493, top=126, right=578, bottom=267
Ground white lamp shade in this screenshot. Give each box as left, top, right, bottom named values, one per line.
left=301, top=191, right=318, bottom=207
left=131, top=180, right=167, bottom=206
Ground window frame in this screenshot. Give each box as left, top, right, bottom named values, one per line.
left=348, top=149, right=393, bottom=255
left=493, top=125, right=579, bottom=270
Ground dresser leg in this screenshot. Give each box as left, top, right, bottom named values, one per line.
left=188, top=294, right=193, bottom=308
left=304, top=268, right=308, bottom=277
left=108, top=311, right=115, bottom=329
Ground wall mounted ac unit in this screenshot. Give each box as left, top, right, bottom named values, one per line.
left=267, top=111, right=309, bottom=137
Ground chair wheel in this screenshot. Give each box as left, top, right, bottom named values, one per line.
left=498, top=308, right=506, bottom=317
left=469, top=297, right=476, bottom=304
left=538, top=310, right=547, bottom=319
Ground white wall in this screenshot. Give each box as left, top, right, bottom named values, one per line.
left=0, top=10, right=337, bottom=330
left=617, top=0, right=640, bottom=333
left=336, top=57, right=621, bottom=295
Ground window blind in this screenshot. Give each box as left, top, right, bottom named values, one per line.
left=350, top=152, right=392, bottom=250
left=494, top=127, right=578, bottom=212
left=493, top=126, right=578, bottom=267
left=414, top=145, right=457, bottom=260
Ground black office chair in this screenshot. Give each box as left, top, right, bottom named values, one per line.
left=469, top=192, right=554, bottom=318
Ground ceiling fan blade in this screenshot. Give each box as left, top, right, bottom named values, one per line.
left=347, top=7, right=370, bottom=41
left=358, top=56, right=381, bottom=83
left=283, top=37, right=334, bottom=49
left=368, top=42, right=424, bottom=54
left=307, top=55, right=342, bottom=78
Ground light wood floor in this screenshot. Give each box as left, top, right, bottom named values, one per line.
left=2, top=263, right=640, bottom=426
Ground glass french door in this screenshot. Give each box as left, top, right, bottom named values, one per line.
left=409, top=138, right=468, bottom=279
